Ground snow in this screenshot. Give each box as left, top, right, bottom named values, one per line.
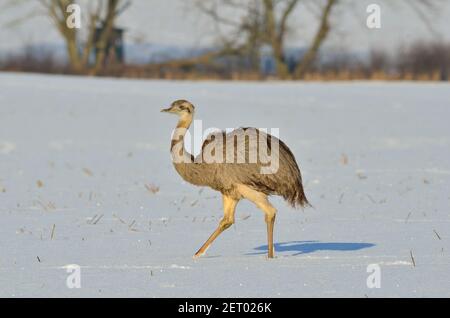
left=0, top=72, right=449, bottom=297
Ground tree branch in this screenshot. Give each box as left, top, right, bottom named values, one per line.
left=294, top=0, right=337, bottom=78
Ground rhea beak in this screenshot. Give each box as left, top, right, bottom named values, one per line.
left=161, top=107, right=172, bottom=113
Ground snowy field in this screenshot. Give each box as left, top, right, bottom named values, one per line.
left=0, top=72, right=449, bottom=297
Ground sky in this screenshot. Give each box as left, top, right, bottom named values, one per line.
left=0, top=0, right=449, bottom=55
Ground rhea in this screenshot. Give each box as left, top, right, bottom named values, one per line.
left=161, top=100, right=310, bottom=258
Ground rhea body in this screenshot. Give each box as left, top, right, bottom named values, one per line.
left=161, top=100, right=310, bottom=258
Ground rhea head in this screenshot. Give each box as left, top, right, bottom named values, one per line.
left=161, top=100, right=195, bottom=119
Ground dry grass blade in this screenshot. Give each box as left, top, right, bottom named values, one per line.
left=340, top=153, right=348, bottom=165
left=356, top=171, right=367, bottom=180
left=87, top=214, right=97, bottom=224
left=338, top=192, right=344, bottom=204
left=145, top=184, right=160, bottom=194
left=405, top=211, right=412, bottom=223
left=92, top=214, right=104, bottom=225
left=113, top=213, right=127, bottom=224
left=410, top=250, right=416, bottom=267
left=35, top=200, right=56, bottom=212
left=83, top=168, right=94, bottom=176
left=433, top=229, right=441, bottom=240
left=128, top=220, right=139, bottom=231
left=366, top=194, right=376, bottom=204
left=50, top=224, right=56, bottom=240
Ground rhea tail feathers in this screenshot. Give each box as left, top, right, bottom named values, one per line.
left=284, top=181, right=311, bottom=209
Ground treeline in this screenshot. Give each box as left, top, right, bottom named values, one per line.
left=1, top=40, right=449, bottom=81
left=2, top=0, right=447, bottom=81
left=304, top=41, right=450, bottom=81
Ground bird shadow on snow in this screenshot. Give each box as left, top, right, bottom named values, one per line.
left=249, top=241, right=375, bottom=256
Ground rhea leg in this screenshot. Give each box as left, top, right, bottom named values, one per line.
left=265, top=212, right=276, bottom=258
left=193, top=195, right=238, bottom=258
left=237, top=185, right=277, bottom=258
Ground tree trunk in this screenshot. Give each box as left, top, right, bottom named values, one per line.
left=66, top=36, right=83, bottom=72
left=294, top=0, right=337, bottom=79
left=263, top=0, right=289, bottom=79
left=91, top=0, right=120, bottom=75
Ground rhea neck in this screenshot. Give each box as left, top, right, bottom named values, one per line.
left=170, top=112, right=194, bottom=163
left=176, top=112, right=193, bottom=129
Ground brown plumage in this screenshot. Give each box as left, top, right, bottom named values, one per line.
left=161, top=99, right=310, bottom=259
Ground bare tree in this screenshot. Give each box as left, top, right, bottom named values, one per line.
left=37, top=0, right=130, bottom=73
left=194, top=0, right=339, bottom=79
left=194, top=0, right=264, bottom=73
left=195, top=0, right=301, bottom=78
left=195, top=0, right=445, bottom=80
